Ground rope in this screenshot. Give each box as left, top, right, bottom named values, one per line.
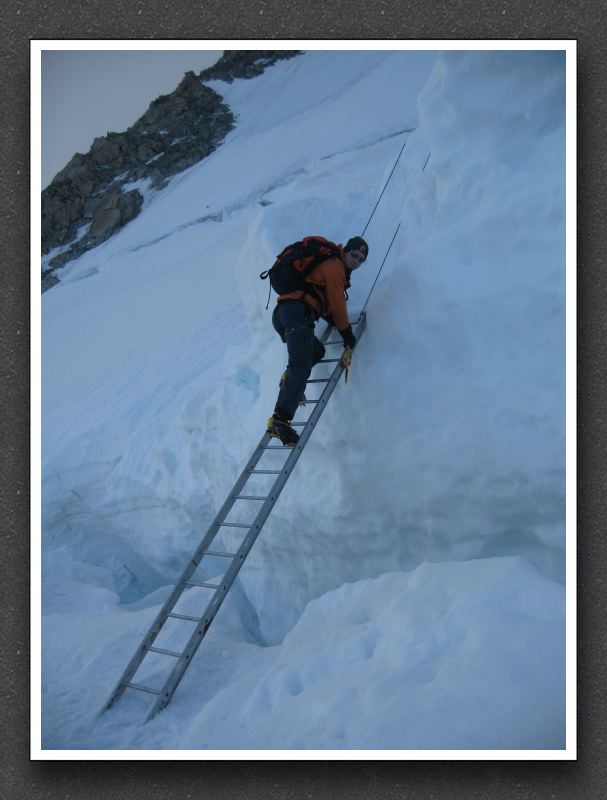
left=357, top=143, right=429, bottom=314
left=361, top=134, right=410, bottom=237
left=360, top=222, right=401, bottom=316
left=352, top=136, right=426, bottom=318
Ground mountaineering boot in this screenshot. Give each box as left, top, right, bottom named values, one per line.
left=279, top=369, right=307, bottom=406
left=267, top=414, right=300, bottom=447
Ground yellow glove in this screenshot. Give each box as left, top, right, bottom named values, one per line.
left=341, top=347, right=352, bottom=382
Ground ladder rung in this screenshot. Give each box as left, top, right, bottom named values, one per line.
left=290, top=422, right=307, bottom=427
left=202, top=549, right=239, bottom=558
left=233, top=494, right=269, bottom=500
left=126, top=682, right=161, bottom=696
left=319, top=358, right=340, bottom=363
left=167, top=612, right=202, bottom=622
left=306, top=378, right=330, bottom=383
left=145, top=645, right=182, bottom=658
left=324, top=341, right=343, bottom=345
left=262, top=446, right=286, bottom=450
left=249, top=469, right=282, bottom=474
left=185, top=580, right=221, bottom=589
left=304, top=399, right=320, bottom=404
left=218, top=522, right=252, bottom=528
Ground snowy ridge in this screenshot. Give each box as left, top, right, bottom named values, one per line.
left=41, top=50, right=566, bottom=750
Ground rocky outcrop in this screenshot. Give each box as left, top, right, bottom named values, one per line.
left=199, top=50, right=299, bottom=83
left=42, top=50, right=300, bottom=291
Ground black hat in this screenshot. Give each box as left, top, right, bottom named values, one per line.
left=344, top=236, right=369, bottom=259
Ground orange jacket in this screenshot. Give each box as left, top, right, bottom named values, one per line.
left=277, top=246, right=350, bottom=331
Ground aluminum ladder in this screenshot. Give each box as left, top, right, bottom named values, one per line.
left=101, top=312, right=366, bottom=722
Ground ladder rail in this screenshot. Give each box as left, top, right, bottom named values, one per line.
left=102, top=314, right=365, bottom=719
left=101, top=433, right=272, bottom=711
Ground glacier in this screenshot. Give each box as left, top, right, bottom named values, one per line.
left=39, top=49, right=567, bottom=752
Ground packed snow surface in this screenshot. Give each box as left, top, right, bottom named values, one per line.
left=41, top=50, right=567, bottom=751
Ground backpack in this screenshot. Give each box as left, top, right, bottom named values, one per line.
left=260, top=236, right=340, bottom=302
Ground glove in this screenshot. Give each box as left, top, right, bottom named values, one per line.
left=340, top=347, right=352, bottom=370
left=339, top=325, right=356, bottom=349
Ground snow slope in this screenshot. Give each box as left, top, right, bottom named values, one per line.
left=40, top=49, right=567, bottom=751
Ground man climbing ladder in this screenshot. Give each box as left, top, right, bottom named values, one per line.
left=102, top=223, right=399, bottom=720
left=265, top=235, right=369, bottom=445
left=102, top=311, right=367, bottom=722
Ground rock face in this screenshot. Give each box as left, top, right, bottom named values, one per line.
left=199, top=50, right=300, bottom=83
left=42, top=50, right=299, bottom=291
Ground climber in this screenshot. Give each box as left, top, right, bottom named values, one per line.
left=266, top=236, right=369, bottom=446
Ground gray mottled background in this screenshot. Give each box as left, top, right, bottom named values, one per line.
left=2, top=0, right=604, bottom=796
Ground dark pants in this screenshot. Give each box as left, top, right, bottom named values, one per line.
left=272, top=301, right=326, bottom=420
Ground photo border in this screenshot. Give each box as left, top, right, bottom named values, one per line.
left=2, top=0, right=605, bottom=796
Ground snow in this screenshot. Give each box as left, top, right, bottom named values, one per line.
left=121, top=176, right=153, bottom=195
left=42, top=220, right=92, bottom=269
left=39, top=49, right=568, bottom=754
left=144, top=152, right=164, bottom=165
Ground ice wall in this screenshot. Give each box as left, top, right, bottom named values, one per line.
left=220, top=51, right=566, bottom=642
